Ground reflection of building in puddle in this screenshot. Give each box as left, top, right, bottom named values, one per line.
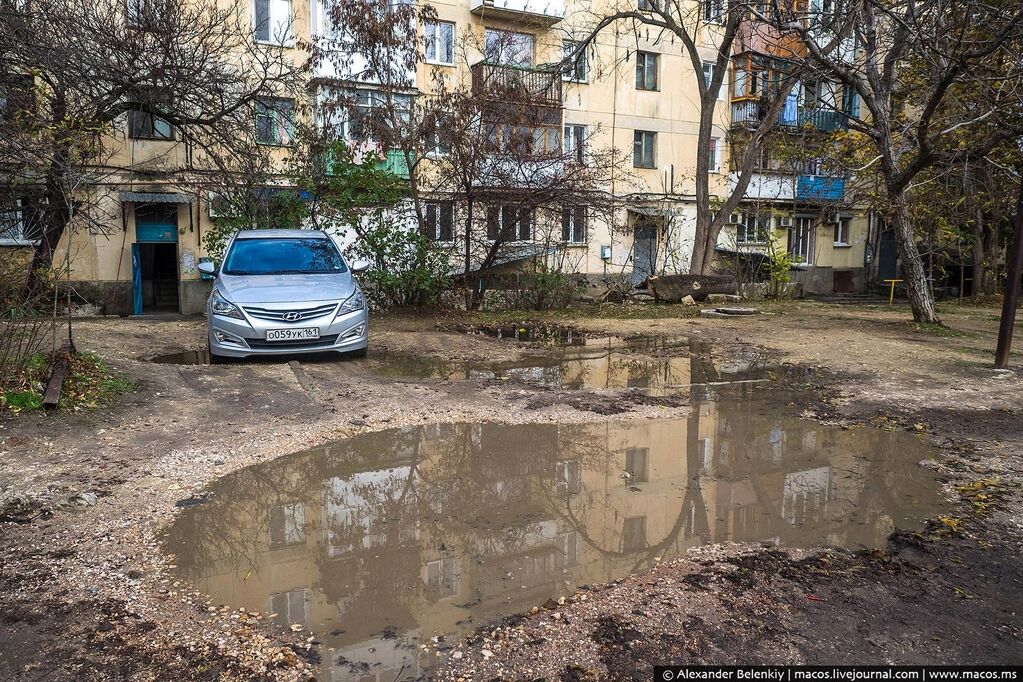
left=164, top=396, right=941, bottom=681
left=372, top=337, right=767, bottom=392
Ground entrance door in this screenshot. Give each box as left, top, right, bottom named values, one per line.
left=878, top=228, right=899, bottom=281
left=632, top=221, right=658, bottom=284
left=133, top=204, right=179, bottom=314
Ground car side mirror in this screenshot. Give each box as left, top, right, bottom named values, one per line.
left=197, top=261, right=217, bottom=277
left=351, top=259, right=370, bottom=274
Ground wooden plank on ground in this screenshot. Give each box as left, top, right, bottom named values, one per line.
left=42, top=340, right=73, bottom=410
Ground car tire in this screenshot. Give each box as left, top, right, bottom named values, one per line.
left=208, top=342, right=227, bottom=365
left=346, top=346, right=368, bottom=359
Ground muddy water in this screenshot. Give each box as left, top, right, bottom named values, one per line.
left=372, top=337, right=769, bottom=392
left=163, top=395, right=942, bottom=681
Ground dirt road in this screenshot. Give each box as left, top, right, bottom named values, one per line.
left=1, top=301, right=1020, bottom=680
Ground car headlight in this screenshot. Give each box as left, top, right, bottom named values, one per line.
left=211, top=290, right=244, bottom=319
left=336, top=288, right=365, bottom=316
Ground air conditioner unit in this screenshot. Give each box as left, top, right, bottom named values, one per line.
left=777, top=215, right=793, bottom=228
left=728, top=212, right=743, bottom=225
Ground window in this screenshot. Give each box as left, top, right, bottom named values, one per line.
left=268, top=503, right=305, bottom=546
left=425, top=201, right=454, bottom=242
left=562, top=40, right=588, bottom=82
left=486, top=205, right=532, bottom=241
left=633, top=130, right=656, bottom=168
left=708, top=137, right=721, bottom=172
left=484, top=28, right=534, bottom=67
left=423, top=20, right=454, bottom=65
left=698, top=437, right=713, bottom=468
left=702, top=62, right=725, bottom=100
left=635, top=51, right=658, bottom=90
left=253, top=0, right=292, bottom=44
left=788, top=216, right=815, bottom=264
left=622, top=516, right=647, bottom=551
left=423, top=558, right=458, bottom=598
left=638, top=0, right=655, bottom=9
left=736, top=211, right=769, bottom=244
left=0, top=77, right=32, bottom=123
left=556, top=459, right=582, bottom=495
left=0, top=200, right=38, bottom=245
left=802, top=79, right=821, bottom=108
left=834, top=216, right=851, bottom=246
left=223, top=237, right=347, bottom=275
left=625, top=447, right=649, bottom=482
left=703, top=0, right=723, bottom=22
left=125, top=0, right=169, bottom=28
left=255, top=98, right=294, bottom=145
left=346, top=89, right=412, bottom=142
left=269, top=589, right=306, bottom=627
left=564, top=123, right=586, bottom=163
left=561, top=206, right=586, bottom=244
left=555, top=532, right=579, bottom=568
left=128, top=111, right=173, bottom=140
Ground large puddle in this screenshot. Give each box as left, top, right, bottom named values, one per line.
left=163, top=393, right=942, bottom=681
left=372, top=337, right=770, bottom=392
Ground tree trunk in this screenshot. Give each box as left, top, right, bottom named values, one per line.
left=891, top=199, right=940, bottom=323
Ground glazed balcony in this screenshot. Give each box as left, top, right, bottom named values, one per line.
left=731, top=99, right=849, bottom=132
left=471, top=62, right=562, bottom=109
left=796, top=175, right=845, bottom=202
left=469, top=0, right=564, bottom=26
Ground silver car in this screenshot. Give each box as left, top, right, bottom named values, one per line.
left=197, top=229, right=369, bottom=362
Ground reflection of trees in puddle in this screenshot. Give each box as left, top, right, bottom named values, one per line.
left=165, top=398, right=941, bottom=681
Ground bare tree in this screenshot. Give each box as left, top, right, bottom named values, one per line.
left=0, top=0, right=305, bottom=287
left=783, top=0, right=1023, bottom=322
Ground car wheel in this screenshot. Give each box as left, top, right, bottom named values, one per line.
left=208, top=341, right=227, bottom=365
left=346, top=346, right=368, bottom=359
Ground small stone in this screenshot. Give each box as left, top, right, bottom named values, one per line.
left=481, top=649, right=494, bottom=659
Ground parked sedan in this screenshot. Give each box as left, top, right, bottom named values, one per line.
left=198, top=229, right=369, bottom=362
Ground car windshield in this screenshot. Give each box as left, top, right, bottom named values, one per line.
left=222, top=237, right=348, bottom=276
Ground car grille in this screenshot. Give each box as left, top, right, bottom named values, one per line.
left=247, top=334, right=340, bottom=348
left=243, top=303, right=338, bottom=323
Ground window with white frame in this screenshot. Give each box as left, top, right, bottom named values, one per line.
left=556, top=459, right=582, bottom=495
left=788, top=216, right=815, bottom=264
left=833, top=215, right=851, bottom=245
left=625, top=446, right=649, bottom=482
left=345, top=89, right=412, bottom=141
left=253, top=0, right=292, bottom=44
left=423, top=557, right=458, bottom=598
left=564, top=123, right=586, bottom=163
left=735, top=211, right=769, bottom=244
left=555, top=532, right=579, bottom=567
left=0, top=200, right=37, bottom=244
left=424, top=201, right=454, bottom=242
left=561, top=206, right=586, bottom=244
left=635, top=51, right=658, bottom=90
left=255, top=97, right=294, bottom=145
left=484, top=28, right=533, bottom=67
left=423, top=20, right=454, bottom=65
left=128, top=111, right=173, bottom=140
left=708, top=137, right=721, bottom=172
left=633, top=130, right=656, bottom=168
left=702, top=0, right=723, bottom=22
left=702, top=62, right=725, bottom=100
left=486, top=205, right=532, bottom=241
left=638, top=0, right=655, bottom=9
left=268, top=503, right=305, bottom=546
left=562, top=40, right=588, bottom=82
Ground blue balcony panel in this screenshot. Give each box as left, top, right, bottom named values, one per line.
left=797, top=175, right=845, bottom=202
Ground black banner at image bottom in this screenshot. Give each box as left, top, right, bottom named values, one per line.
left=653, top=666, right=1023, bottom=682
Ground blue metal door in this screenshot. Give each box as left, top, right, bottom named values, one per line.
left=131, top=243, right=143, bottom=315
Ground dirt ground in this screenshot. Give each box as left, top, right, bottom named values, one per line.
left=1, top=301, right=1021, bottom=680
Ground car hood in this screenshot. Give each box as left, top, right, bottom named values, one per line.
left=218, top=272, right=356, bottom=304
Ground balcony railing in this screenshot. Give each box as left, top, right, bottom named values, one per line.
left=373, top=148, right=411, bottom=179
left=471, top=62, right=562, bottom=109
left=796, top=175, right=845, bottom=202
left=731, top=99, right=849, bottom=132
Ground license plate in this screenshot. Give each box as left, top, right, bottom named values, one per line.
left=265, top=327, right=320, bottom=342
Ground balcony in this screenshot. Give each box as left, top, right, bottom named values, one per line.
left=730, top=172, right=795, bottom=202
left=469, top=0, right=564, bottom=26
left=471, top=62, right=562, bottom=110
left=373, top=148, right=411, bottom=179
left=731, top=99, right=849, bottom=132
left=796, top=175, right=845, bottom=202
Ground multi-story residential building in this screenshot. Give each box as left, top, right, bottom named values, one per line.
left=2, top=0, right=873, bottom=315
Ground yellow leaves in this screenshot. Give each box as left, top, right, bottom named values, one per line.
left=957, top=478, right=1001, bottom=516
left=937, top=515, right=963, bottom=533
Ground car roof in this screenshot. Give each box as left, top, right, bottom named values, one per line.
left=234, top=229, right=329, bottom=240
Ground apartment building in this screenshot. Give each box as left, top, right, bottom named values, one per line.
left=2, top=0, right=871, bottom=315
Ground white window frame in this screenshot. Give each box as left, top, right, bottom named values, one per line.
left=562, top=206, right=587, bottom=244
left=268, top=589, right=307, bottom=627
left=0, top=199, right=36, bottom=246
left=736, top=211, right=769, bottom=245
left=702, top=62, right=725, bottom=101
left=703, top=0, right=723, bottom=23
left=633, top=130, right=656, bottom=168
left=423, top=20, right=455, bottom=66
left=708, top=137, right=721, bottom=173
left=789, top=216, right=816, bottom=265
left=268, top=502, right=305, bottom=546
left=562, top=40, right=588, bottom=83
left=635, top=51, right=658, bottom=91
left=834, top=215, right=851, bottom=246
left=487, top=205, right=532, bottom=242
left=484, top=28, right=534, bottom=67
left=255, top=97, right=295, bottom=146
left=253, top=0, right=293, bottom=46
left=564, top=123, right=587, bottom=163
left=424, top=201, right=454, bottom=242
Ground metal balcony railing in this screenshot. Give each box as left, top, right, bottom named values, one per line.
left=471, top=62, right=562, bottom=108
left=731, top=99, right=849, bottom=132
